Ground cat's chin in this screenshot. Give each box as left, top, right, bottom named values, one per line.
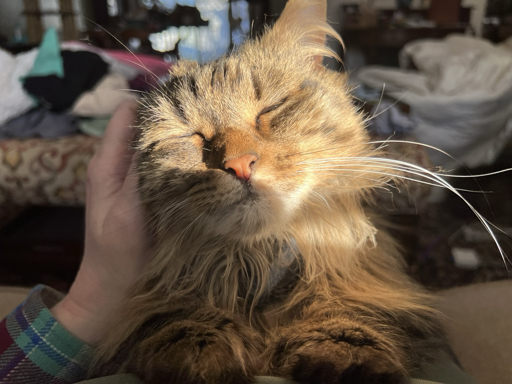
left=203, top=202, right=286, bottom=241
left=198, top=186, right=293, bottom=241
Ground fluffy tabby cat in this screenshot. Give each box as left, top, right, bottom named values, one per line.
left=96, top=0, right=450, bottom=382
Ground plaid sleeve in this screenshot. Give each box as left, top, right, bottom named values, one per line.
left=0, top=285, right=95, bottom=384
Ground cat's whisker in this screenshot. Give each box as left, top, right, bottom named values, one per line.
left=76, top=88, right=147, bottom=95
left=159, top=202, right=193, bottom=228
left=295, top=137, right=506, bottom=222
left=159, top=200, right=190, bottom=222
left=133, top=198, right=181, bottom=231
left=300, top=166, right=488, bottom=194
left=368, top=139, right=512, bottom=178
left=373, top=83, right=386, bottom=121
left=302, top=157, right=510, bottom=267
left=173, top=212, right=206, bottom=252
left=300, top=156, right=511, bottom=182
left=80, top=16, right=161, bottom=84
left=298, top=171, right=398, bottom=191
left=301, top=161, right=494, bottom=194
left=168, top=203, right=207, bottom=230
left=310, top=190, right=332, bottom=212
left=372, top=133, right=396, bottom=153
left=367, top=138, right=496, bottom=216
left=286, top=143, right=374, bottom=158
left=286, top=138, right=401, bottom=159
left=363, top=93, right=408, bottom=124
left=302, top=159, right=489, bottom=188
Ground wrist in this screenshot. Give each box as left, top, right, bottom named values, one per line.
left=51, top=268, right=129, bottom=345
left=51, top=295, right=106, bottom=345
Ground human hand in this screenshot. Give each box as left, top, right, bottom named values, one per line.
left=51, top=100, right=152, bottom=345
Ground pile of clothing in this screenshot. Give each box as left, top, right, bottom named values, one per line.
left=356, top=35, right=512, bottom=169
left=0, top=28, right=171, bottom=140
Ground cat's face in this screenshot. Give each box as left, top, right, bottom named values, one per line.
left=136, top=0, right=373, bottom=242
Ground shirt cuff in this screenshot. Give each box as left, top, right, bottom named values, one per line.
left=0, top=284, right=95, bottom=383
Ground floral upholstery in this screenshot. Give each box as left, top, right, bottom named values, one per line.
left=0, top=135, right=100, bottom=207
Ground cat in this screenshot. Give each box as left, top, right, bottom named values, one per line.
left=95, top=0, right=450, bottom=382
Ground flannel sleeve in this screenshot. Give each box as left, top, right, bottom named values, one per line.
left=0, top=285, right=95, bottom=384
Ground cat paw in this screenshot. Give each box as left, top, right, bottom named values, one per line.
left=267, top=322, right=406, bottom=384
left=128, top=308, right=261, bottom=384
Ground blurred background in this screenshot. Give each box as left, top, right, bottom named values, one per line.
left=0, top=0, right=512, bottom=292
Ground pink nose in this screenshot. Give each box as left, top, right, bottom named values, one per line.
left=224, top=154, right=258, bottom=182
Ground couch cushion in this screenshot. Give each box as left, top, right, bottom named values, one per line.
left=0, top=135, right=101, bottom=206
left=0, top=286, right=31, bottom=318
left=438, top=280, right=512, bottom=383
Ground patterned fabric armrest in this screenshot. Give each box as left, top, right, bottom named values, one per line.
left=0, top=136, right=101, bottom=207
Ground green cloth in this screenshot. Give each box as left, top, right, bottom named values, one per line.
left=79, top=117, right=111, bottom=137
left=24, top=28, right=64, bottom=79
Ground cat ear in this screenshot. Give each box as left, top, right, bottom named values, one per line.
left=273, top=0, right=343, bottom=67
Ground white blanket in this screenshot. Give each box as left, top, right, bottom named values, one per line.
left=0, top=48, right=38, bottom=126
left=357, top=35, right=512, bottom=168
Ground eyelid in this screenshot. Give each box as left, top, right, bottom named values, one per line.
left=195, top=132, right=212, bottom=142
left=258, top=98, right=287, bottom=117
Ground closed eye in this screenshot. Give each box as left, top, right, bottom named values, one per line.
left=256, top=99, right=287, bottom=130
left=195, top=132, right=208, bottom=141
left=195, top=132, right=214, bottom=152
left=259, top=102, right=284, bottom=116
left=158, top=133, right=210, bottom=143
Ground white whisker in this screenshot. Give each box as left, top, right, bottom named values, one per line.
left=302, top=161, right=493, bottom=194
left=299, top=156, right=510, bottom=268
left=363, top=94, right=407, bottom=124
left=310, top=190, right=332, bottom=212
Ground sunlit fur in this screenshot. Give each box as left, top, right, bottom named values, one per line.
left=95, top=1, right=448, bottom=381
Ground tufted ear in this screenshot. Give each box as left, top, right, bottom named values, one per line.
left=272, top=0, right=343, bottom=67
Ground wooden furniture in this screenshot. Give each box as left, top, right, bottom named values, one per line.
left=341, top=4, right=471, bottom=67
left=23, top=0, right=43, bottom=43
left=22, top=0, right=79, bottom=43
left=342, top=25, right=467, bottom=67
left=428, top=0, right=462, bottom=24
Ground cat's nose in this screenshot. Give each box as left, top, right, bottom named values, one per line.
left=224, top=154, right=258, bottom=182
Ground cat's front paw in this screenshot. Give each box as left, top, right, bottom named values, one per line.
left=267, top=322, right=407, bottom=384
left=128, top=308, right=261, bottom=384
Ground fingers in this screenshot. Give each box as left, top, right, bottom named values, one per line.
left=92, top=100, right=139, bottom=183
